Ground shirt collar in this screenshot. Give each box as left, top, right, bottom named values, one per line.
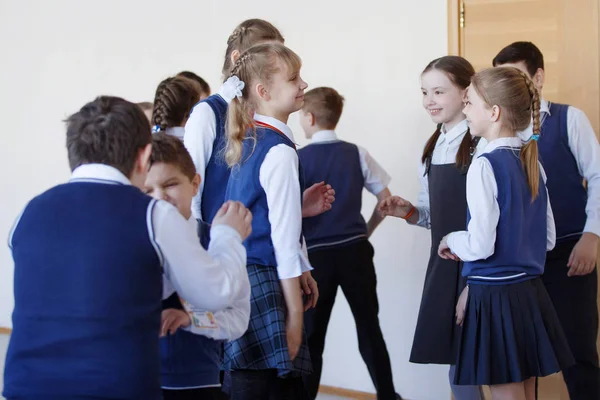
left=70, top=164, right=132, bottom=185
left=311, top=130, right=338, bottom=143
left=541, top=98, right=550, bottom=115
left=254, top=113, right=296, bottom=143
left=441, top=119, right=469, bottom=143
left=166, top=127, right=185, bottom=140
left=481, top=137, right=523, bottom=154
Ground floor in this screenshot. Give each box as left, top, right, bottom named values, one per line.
left=0, top=333, right=351, bottom=400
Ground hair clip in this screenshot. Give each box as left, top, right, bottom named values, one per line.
left=151, top=125, right=161, bottom=133
left=530, top=134, right=540, bottom=141
left=224, top=75, right=245, bottom=101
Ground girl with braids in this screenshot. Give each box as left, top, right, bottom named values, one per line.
left=379, top=56, right=485, bottom=400
left=437, top=67, right=574, bottom=399
left=151, top=76, right=202, bottom=140
left=222, top=43, right=311, bottom=400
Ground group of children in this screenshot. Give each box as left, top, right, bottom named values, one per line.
left=2, top=16, right=599, bottom=400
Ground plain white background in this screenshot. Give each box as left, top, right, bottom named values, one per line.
left=0, top=0, right=450, bottom=398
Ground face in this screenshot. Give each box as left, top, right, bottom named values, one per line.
left=263, top=61, right=308, bottom=116
left=496, top=61, right=544, bottom=92
left=421, top=69, right=467, bottom=127
left=144, top=162, right=200, bottom=220
left=462, top=85, right=493, bottom=137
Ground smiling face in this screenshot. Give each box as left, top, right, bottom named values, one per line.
left=421, top=69, right=467, bottom=130
left=144, top=162, right=199, bottom=220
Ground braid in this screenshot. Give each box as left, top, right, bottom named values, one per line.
left=516, top=70, right=541, bottom=200
left=151, top=78, right=173, bottom=131
left=526, top=77, right=541, bottom=135
left=151, top=76, right=201, bottom=131
left=227, top=26, right=246, bottom=45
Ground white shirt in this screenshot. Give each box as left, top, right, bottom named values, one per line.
left=65, top=164, right=249, bottom=312
left=165, top=126, right=185, bottom=141
left=184, top=85, right=235, bottom=220
left=309, top=130, right=391, bottom=195
left=446, top=137, right=556, bottom=261
left=254, top=113, right=313, bottom=280
left=414, top=120, right=488, bottom=229
left=161, top=216, right=250, bottom=341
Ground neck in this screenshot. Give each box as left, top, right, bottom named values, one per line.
left=482, top=125, right=515, bottom=142
left=306, top=125, right=326, bottom=139
left=255, top=106, right=289, bottom=124
left=443, top=113, right=465, bottom=132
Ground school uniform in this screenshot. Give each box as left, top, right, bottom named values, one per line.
left=3, top=164, right=248, bottom=400
left=160, top=217, right=251, bottom=400
left=446, top=137, right=574, bottom=385
left=534, top=100, right=600, bottom=399
left=224, top=114, right=312, bottom=400
left=184, top=85, right=234, bottom=248
left=298, top=130, right=398, bottom=400
left=166, top=126, right=185, bottom=141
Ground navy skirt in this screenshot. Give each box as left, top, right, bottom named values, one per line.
left=454, top=278, right=574, bottom=386
left=223, top=264, right=312, bottom=377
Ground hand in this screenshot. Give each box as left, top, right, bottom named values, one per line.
left=300, top=271, right=319, bottom=311
left=285, top=312, right=303, bottom=361
left=160, top=309, right=191, bottom=337
left=377, top=196, right=413, bottom=218
left=438, top=235, right=460, bottom=261
left=302, top=182, right=335, bottom=218
left=567, top=233, right=599, bottom=277
left=212, top=201, right=252, bottom=241
left=455, top=286, right=469, bottom=326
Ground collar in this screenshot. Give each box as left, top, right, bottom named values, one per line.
left=482, top=137, right=523, bottom=154
left=311, top=130, right=338, bottom=143
left=70, top=164, right=132, bottom=185
left=166, top=127, right=185, bottom=140
left=254, top=113, right=296, bottom=143
left=541, top=98, right=550, bottom=115
left=441, top=119, right=469, bottom=143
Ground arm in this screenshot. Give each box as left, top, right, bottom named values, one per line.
left=356, top=146, right=392, bottom=237
left=151, top=200, right=249, bottom=311
left=367, top=187, right=391, bottom=237
left=445, top=157, right=499, bottom=261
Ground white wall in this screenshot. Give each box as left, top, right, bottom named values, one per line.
left=0, top=0, right=449, bottom=398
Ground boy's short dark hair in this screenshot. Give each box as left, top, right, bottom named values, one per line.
left=492, top=41, right=544, bottom=77
left=302, top=87, right=345, bottom=130
left=150, top=133, right=196, bottom=181
left=66, top=96, right=151, bottom=177
left=177, top=71, right=211, bottom=97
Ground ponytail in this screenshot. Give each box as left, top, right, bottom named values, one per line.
left=421, top=124, right=442, bottom=165
left=225, top=97, right=254, bottom=166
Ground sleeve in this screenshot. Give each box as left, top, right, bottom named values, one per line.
left=259, top=144, right=312, bottom=279
left=183, top=102, right=218, bottom=220
left=149, top=199, right=249, bottom=311
left=356, top=145, right=392, bottom=195
left=411, top=162, right=431, bottom=229
left=541, top=164, right=556, bottom=251
left=566, top=106, right=600, bottom=237
left=446, top=157, right=499, bottom=261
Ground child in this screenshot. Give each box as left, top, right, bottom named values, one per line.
left=298, top=87, right=402, bottom=400
left=144, top=133, right=251, bottom=400
left=379, top=56, right=484, bottom=399
left=437, top=67, right=574, bottom=399
left=151, top=76, right=202, bottom=139
left=137, top=101, right=154, bottom=121
left=177, top=70, right=212, bottom=99
left=493, top=41, right=600, bottom=399
left=3, top=96, right=252, bottom=400
left=222, top=43, right=312, bottom=400
left=183, top=18, right=333, bottom=249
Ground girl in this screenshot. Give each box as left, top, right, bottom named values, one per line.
left=379, top=56, right=484, bottom=399
left=438, top=67, right=574, bottom=399
left=222, top=43, right=311, bottom=400
left=151, top=76, right=202, bottom=139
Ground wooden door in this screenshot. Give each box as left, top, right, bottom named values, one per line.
left=448, top=0, right=600, bottom=398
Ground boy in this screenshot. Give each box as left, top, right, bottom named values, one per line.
left=145, top=132, right=250, bottom=400
left=4, top=96, right=251, bottom=400
left=494, top=41, right=600, bottom=399
left=298, top=87, right=402, bottom=400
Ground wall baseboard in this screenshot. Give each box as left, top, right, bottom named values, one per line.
left=0, top=327, right=11, bottom=334
left=319, top=385, right=376, bottom=399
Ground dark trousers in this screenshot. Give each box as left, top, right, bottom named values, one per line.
left=303, top=240, right=397, bottom=400
left=162, top=387, right=224, bottom=400
left=228, top=370, right=308, bottom=400
left=542, top=239, right=600, bottom=399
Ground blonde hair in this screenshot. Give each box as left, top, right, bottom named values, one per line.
left=225, top=43, right=302, bottom=167
left=471, top=67, right=541, bottom=199
left=221, top=19, right=284, bottom=81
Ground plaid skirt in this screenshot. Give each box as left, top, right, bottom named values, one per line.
left=223, top=264, right=312, bottom=377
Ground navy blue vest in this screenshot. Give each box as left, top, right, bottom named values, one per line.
left=538, top=103, right=587, bottom=242
left=5, top=181, right=163, bottom=399
left=462, top=147, right=548, bottom=284
left=197, top=94, right=229, bottom=247
left=225, top=126, right=304, bottom=267
left=299, top=140, right=367, bottom=250
left=160, top=237, right=221, bottom=389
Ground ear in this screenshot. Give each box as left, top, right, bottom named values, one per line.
left=533, top=68, right=545, bottom=92
left=191, top=173, right=201, bottom=196
left=308, top=112, right=316, bottom=127
left=255, top=82, right=270, bottom=101
left=230, top=49, right=241, bottom=66
left=490, top=104, right=501, bottom=123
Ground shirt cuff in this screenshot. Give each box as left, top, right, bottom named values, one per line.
left=277, top=252, right=312, bottom=280
left=209, top=224, right=242, bottom=242
left=583, top=220, right=600, bottom=239
left=410, top=205, right=430, bottom=228
left=446, top=231, right=465, bottom=258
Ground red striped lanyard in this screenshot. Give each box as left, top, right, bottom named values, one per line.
left=254, top=120, right=296, bottom=149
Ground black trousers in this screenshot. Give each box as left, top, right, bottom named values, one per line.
left=162, top=387, right=224, bottom=400
left=228, top=370, right=308, bottom=400
left=303, top=240, right=397, bottom=400
left=542, top=239, right=600, bottom=400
